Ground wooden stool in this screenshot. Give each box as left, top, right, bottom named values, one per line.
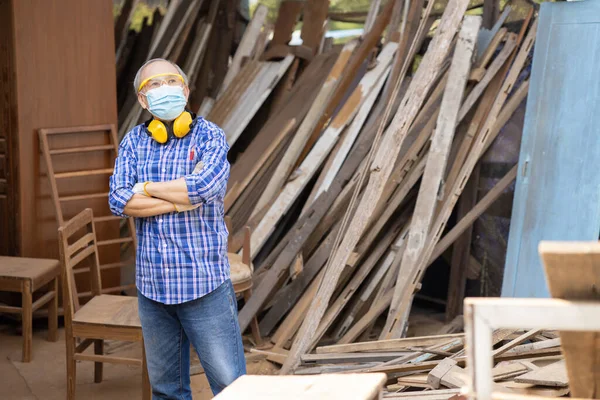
left=225, top=218, right=262, bottom=346
left=0, top=256, right=60, bottom=362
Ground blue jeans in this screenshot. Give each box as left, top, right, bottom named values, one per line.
left=137, top=279, right=246, bottom=399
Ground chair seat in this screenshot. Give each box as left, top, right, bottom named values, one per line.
left=0, top=256, right=61, bottom=291
left=73, top=295, right=140, bottom=328
left=228, top=253, right=253, bottom=284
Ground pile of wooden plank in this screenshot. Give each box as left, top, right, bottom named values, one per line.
left=219, top=0, right=537, bottom=374
left=115, top=0, right=541, bottom=384
left=297, top=330, right=569, bottom=398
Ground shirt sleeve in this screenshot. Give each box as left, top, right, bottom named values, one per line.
left=184, top=121, right=230, bottom=205
left=109, top=132, right=138, bottom=217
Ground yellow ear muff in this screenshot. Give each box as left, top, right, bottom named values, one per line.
left=147, top=119, right=168, bottom=144
left=173, top=111, right=193, bottom=138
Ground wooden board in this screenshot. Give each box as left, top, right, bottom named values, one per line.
left=219, top=4, right=268, bottom=94
left=249, top=44, right=396, bottom=257
left=502, top=1, right=600, bottom=298
left=208, top=56, right=294, bottom=146
left=514, top=360, right=568, bottom=387
left=385, top=16, right=481, bottom=336
left=214, top=374, right=386, bottom=399
left=279, top=0, right=471, bottom=374
left=540, top=241, right=600, bottom=397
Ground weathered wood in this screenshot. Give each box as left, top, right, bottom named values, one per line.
left=299, top=0, right=329, bottom=54
left=296, top=0, right=395, bottom=164
left=252, top=40, right=358, bottom=215
left=316, top=333, right=465, bottom=354
left=384, top=16, right=481, bottom=337
left=250, top=45, right=396, bottom=256
left=219, top=4, right=268, bottom=94
left=540, top=241, right=600, bottom=398
left=430, top=164, right=517, bottom=263
left=385, top=19, right=538, bottom=338
left=280, top=0, right=470, bottom=373
left=445, top=163, right=480, bottom=321
left=514, top=360, right=568, bottom=387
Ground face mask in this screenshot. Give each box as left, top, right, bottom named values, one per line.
left=145, top=85, right=187, bottom=121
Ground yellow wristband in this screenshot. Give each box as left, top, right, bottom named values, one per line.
left=173, top=203, right=179, bottom=212
left=143, top=181, right=151, bottom=197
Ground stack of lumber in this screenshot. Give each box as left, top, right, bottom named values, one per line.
left=296, top=329, right=570, bottom=398
left=115, top=0, right=540, bottom=383
left=225, top=0, right=536, bottom=375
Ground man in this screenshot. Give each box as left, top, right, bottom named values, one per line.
left=109, top=58, right=246, bottom=399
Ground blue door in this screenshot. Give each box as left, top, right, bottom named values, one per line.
left=502, top=0, right=600, bottom=297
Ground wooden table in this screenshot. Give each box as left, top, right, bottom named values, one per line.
left=213, top=373, right=387, bottom=399
left=0, top=256, right=61, bottom=362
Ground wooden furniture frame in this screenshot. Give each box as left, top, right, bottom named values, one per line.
left=39, top=124, right=137, bottom=299
left=58, top=208, right=149, bottom=400
left=464, top=297, right=599, bottom=400
left=225, top=217, right=261, bottom=345
left=0, top=256, right=60, bottom=362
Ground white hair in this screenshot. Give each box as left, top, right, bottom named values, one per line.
left=133, top=58, right=189, bottom=93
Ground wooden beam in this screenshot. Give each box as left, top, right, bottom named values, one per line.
left=384, top=16, right=481, bottom=337
left=219, top=4, right=268, bottom=94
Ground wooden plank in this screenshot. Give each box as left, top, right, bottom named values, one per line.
left=430, top=164, right=517, bottom=262
left=219, top=4, right=268, bottom=94
left=280, top=0, right=470, bottom=374
left=384, top=19, right=538, bottom=339
left=316, top=334, right=465, bottom=354
left=493, top=329, right=542, bottom=357
left=295, top=0, right=395, bottom=165
left=214, top=57, right=294, bottom=146
left=299, top=0, right=329, bottom=54
left=301, top=351, right=411, bottom=365
left=213, top=374, right=387, bottom=400
left=514, top=360, right=568, bottom=387
left=540, top=241, right=600, bottom=397
left=384, top=16, right=481, bottom=337
left=445, top=163, right=479, bottom=322
left=251, top=40, right=358, bottom=216
left=307, top=217, right=407, bottom=349
left=306, top=61, right=391, bottom=207
left=224, top=118, right=295, bottom=211
left=259, top=223, right=342, bottom=336
left=270, top=1, right=303, bottom=48
left=227, top=51, right=337, bottom=198
left=249, top=45, right=396, bottom=256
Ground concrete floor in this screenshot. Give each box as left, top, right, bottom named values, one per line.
left=0, top=319, right=277, bottom=400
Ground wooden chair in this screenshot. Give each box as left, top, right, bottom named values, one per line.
left=0, top=256, right=60, bottom=362
left=57, top=208, right=150, bottom=400
left=225, top=217, right=262, bottom=346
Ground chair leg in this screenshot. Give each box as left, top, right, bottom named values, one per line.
left=94, top=339, right=104, bottom=383
left=243, top=289, right=262, bottom=346
left=142, top=341, right=151, bottom=400
left=48, top=277, right=59, bottom=342
left=22, top=280, right=32, bottom=363
left=65, top=334, right=77, bottom=400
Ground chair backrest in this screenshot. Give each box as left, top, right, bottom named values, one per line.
left=57, top=208, right=102, bottom=323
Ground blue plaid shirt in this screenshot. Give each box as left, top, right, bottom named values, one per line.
left=109, top=117, right=230, bottom=304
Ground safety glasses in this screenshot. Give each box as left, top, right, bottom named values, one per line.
left=138, top=73, right=185, bottom=93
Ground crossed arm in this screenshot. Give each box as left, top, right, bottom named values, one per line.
left=109, top=125, right=230, bottom=219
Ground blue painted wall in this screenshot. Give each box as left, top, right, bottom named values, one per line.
left=502, top=1, right=600, bottom=297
